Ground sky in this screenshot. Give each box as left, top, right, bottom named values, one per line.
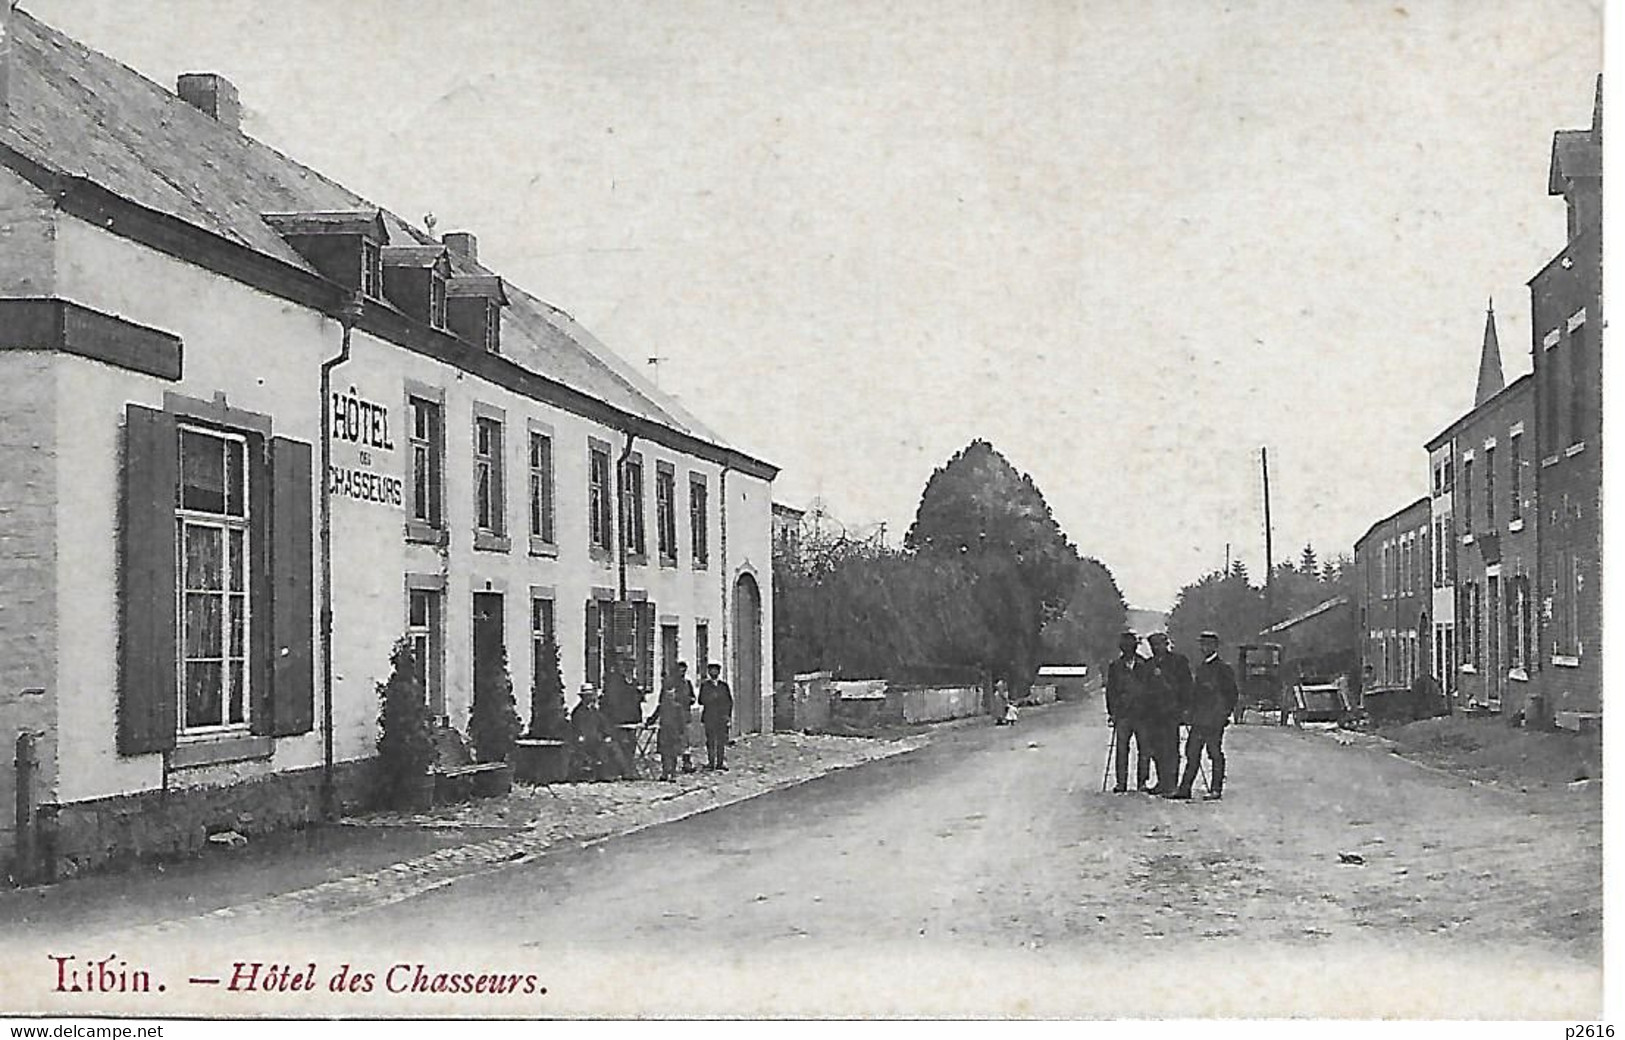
left=27, top=0, right=1603, bottom=610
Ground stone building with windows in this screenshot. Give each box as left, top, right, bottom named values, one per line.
left=0, top=7, right=776, bottom=877
left=1353, top=498, right=1432, bottom=697
left=1529, top=80, right=1602, bottom=724
left=1425, top=308, right=1538, bottom=717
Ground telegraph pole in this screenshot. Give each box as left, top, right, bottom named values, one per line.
left=1261, top=447, right=1283, bottom=726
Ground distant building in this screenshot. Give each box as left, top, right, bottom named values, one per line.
left=1353, top=498, right=1432, bottom=695
left=1529, top=79, right=1602, bottom=723
left=772, top=502, right=806, bottom=561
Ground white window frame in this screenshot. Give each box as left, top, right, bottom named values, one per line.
left=176, top=424, right=253, bottom=738
left=527, top=425, right=556, bottom=551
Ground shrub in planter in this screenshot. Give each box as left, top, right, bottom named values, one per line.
left=376, top=637, right=435, bottom=809
left=470, top=634, right=522, bottom=764
left=526, top=633, right=570, bottom=741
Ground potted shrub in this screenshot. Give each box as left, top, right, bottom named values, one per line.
left=514, top=633, right=572, bottom=784
left=376, top=637, right=435, bottom=811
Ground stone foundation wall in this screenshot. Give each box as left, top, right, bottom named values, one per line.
left=28, top=758, right=377, bottom=881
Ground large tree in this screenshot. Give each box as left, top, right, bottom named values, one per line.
left=1040, top=556, right=1129, bottom=668
left=906, top=440, right=1080, bottom=697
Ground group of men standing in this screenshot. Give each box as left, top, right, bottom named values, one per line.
left=1104, top=629, right=1239, bottom=800
left=568, top=660, right=736, bottom=781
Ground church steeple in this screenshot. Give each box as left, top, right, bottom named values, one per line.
left=1474, top=299, right=1505, bottom=407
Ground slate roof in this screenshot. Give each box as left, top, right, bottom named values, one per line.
left=1, top=6, right=740, bottom=454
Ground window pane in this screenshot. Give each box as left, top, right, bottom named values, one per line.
left=228, top=660, right=245, bottom=724
left=413, top=445, right=429, bottom=521
left=225, top=439, right=245, bottom=517
left=186, top=593, right=223, bottom=656
left=186, top=660, right=223, bottom=728
left=410, top=590, right=429, bottom=627
left=180, top=430, right=227, bottom=513
left=184, top=525, right=224, bottom=590
left=228, top=594, right=246, bottom=656
left=228, top=529, right=245, bottom=592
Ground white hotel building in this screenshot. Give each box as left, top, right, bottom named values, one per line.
left=0, top=7, right=776, bottom=878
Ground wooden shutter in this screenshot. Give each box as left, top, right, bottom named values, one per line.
left=585, top=600, right=601, bottom=691
left=266, top=436, right=315, bottom=736
left=118, top=405, right=178, bottom=755
left=248, top=436, right=273, bottom=733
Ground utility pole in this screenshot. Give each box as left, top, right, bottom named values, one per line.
left=1261, top=447, right=1283, bottom=726
left=1224, top=542, right=1231, bottom=575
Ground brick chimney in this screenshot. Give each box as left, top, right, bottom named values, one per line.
left=177, top=73, right=241, bottom=129
left=442, top=232, right=478, bottom=264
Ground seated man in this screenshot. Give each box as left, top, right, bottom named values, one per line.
left=570, top=686, right=624, bottom=782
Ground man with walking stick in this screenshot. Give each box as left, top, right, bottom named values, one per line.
left=1166, top=631, right=1239, bottom=801
left=1105, top=631, right=1152, bottom=793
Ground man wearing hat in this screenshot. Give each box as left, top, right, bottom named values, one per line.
left=1105, top=631, right=1152, bottom=793
left=698, top=662, right=734, bottom=771
left=1167, top=631, right=1239, bottom=801
left=1143, top=632, right=1192, bottom=794
left=570, top=685, right=621, bottom=781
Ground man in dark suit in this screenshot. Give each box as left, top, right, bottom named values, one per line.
left=1167, top=631, right=1240, bottom=801
left=1144, top=632, right=1192, bottom=794
left=1104, top=631, right=1152, bottom=793
left=698, top=662, right=734, bottom=771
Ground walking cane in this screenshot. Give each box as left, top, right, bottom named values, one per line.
left=1100, top=722, right=1116, bottom=793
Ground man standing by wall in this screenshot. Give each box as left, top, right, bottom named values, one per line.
left=1145, top=632, right=1192, bottom=794
left=1105, top=631, right=1151, bottom=794
left=1168, top=631, right=1239, bottom=801
left=699, top=662, right=734, bottom=771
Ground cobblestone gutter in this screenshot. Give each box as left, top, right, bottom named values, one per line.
left=97, top=732, right=925, bottom=941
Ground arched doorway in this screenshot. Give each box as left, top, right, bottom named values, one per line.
left=732, top=573, right=762, bottom=734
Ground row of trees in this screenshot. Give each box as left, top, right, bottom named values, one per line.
left=774, top=440, right=1128, bottom=698
left=1165, top=547, right=1355, bottom=667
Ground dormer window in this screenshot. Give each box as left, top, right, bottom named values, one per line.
left=362, top=240, right=383, bottom=300
left=261, top=210, right=387, bottom=297
left=446, top=275, right=508, bottom=354
left=429, top=273, right=447, bottom=330
left=381, top=246, right=452, bottom=330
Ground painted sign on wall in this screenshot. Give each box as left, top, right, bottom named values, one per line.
left=329, top=385, right=403, bottom=508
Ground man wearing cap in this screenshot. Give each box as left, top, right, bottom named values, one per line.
left=1167, top=631, right=1240, bottom=801
left=1105, top=631, right=1152, bottom=793
left=1144, top=632, right=1192, bottom=794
